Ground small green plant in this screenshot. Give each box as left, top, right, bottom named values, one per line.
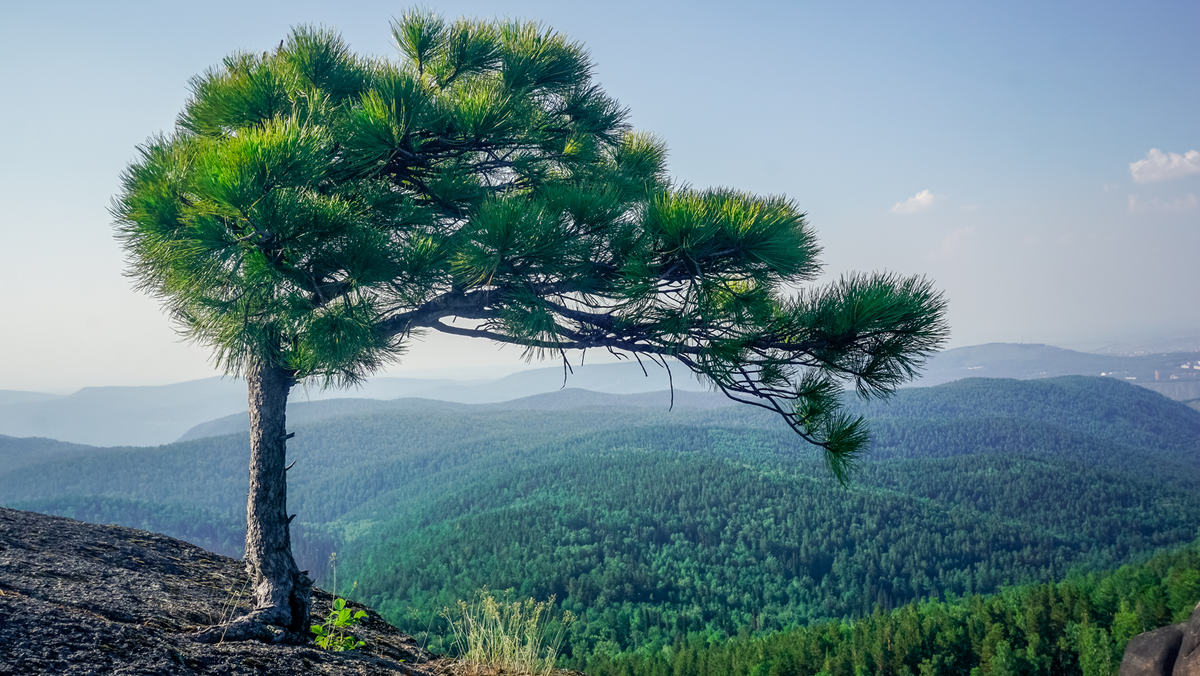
left=313, top=596, right=368, bottom=651
left=442, top=588, right=575, bottom=676
left=312, top=553, right=367, bottom=651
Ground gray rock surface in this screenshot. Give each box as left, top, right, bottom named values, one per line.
left=1119, top=602, right=1200, bottom=676
left=1174, top=603, right=1200, bottom=676
left=1119, top=622, right=1184, bottom=676
left=0, top=507, right=445, bottom=675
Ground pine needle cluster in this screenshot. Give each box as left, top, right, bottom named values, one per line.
left=113, top=9, right=949, bottom=477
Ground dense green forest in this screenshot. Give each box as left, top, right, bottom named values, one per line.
left=3, top=376, right=1200, bottom=670
left=578, top=538, right=1200, bottom=676
left=341, top=441, right=1200, bottom=660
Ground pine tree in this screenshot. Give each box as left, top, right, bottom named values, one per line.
left=1078, top=621, right=1115, bottom=676
left=113, top=10, right=948, bottom=640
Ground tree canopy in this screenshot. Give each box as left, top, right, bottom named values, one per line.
left=115, top=12, right=947, bottom=475
left=112, top=9, right=948, bottom=639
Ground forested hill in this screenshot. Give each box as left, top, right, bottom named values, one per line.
left=850, top=376, right=1200, bottom=481
left=3, top=375, right=1200, bottom=666
left=583, top=536, right=1200, bottom=676
left=177, top=374, right=1200, bottom=459
left=176, top=388, right=729, bottom=442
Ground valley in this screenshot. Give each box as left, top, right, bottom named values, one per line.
left=4, top=373, right=1200, bottom=670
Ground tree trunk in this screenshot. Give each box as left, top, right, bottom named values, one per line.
left=244, top=360, right=312, bottom=634
left=192, top=361, right=312, bottom=643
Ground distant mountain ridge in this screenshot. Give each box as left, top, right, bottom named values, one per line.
left=0, top=390, right=64, bottom=406
left=0, top=378, right=249, bottom=447
left=178, top=388, right=730, bottom=441
left=913, top=342, right=1200, bottom=396
left=4, top=342, right=1199, bottom=447
left=0, top=362, right=706, bottom=447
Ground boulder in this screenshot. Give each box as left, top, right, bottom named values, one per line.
left=1175, top=603, right=1200, bottom=676
left=1119, top=622, right=1184, bottom=676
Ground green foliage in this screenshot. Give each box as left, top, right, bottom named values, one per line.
left=346, top=442, right=1200, bottom=662
left=1077, top=621, right=1115, bottom=676
left=580, top=539, right=1200, bottom=676
left=312, top=553, right=368, bottom=651
left=113, top=9, right=948, bottom=470
left=313, top=597, right=368, bottom=651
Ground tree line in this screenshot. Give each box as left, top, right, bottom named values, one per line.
left=579, top=537, right=1200, bottom=676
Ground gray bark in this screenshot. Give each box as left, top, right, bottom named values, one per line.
left=192, top=360, right=312, bottom=643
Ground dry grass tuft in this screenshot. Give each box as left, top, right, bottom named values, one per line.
left=441, top=588, right=575, bottom=676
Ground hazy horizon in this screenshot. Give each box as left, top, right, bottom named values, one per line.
left=8, top=336, right=1200, bottom=397
left=4, top=1, right=1197, bottom=393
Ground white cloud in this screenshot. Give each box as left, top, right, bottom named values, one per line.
left=1130, top=148, right=1200, bottom=183
left=891, top=189, right=940, bottom=213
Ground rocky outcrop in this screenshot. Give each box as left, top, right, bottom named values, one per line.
left=0, top=506, right=448, bottom=675
left=1121, top=623, right=1185, bottom=676
left=1121, top=603, right=1200, bottom=676
left=1175, top=603, right=1200, bottom=676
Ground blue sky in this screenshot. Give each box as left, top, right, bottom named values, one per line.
left=2, top=1, right=1197, bottom=392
